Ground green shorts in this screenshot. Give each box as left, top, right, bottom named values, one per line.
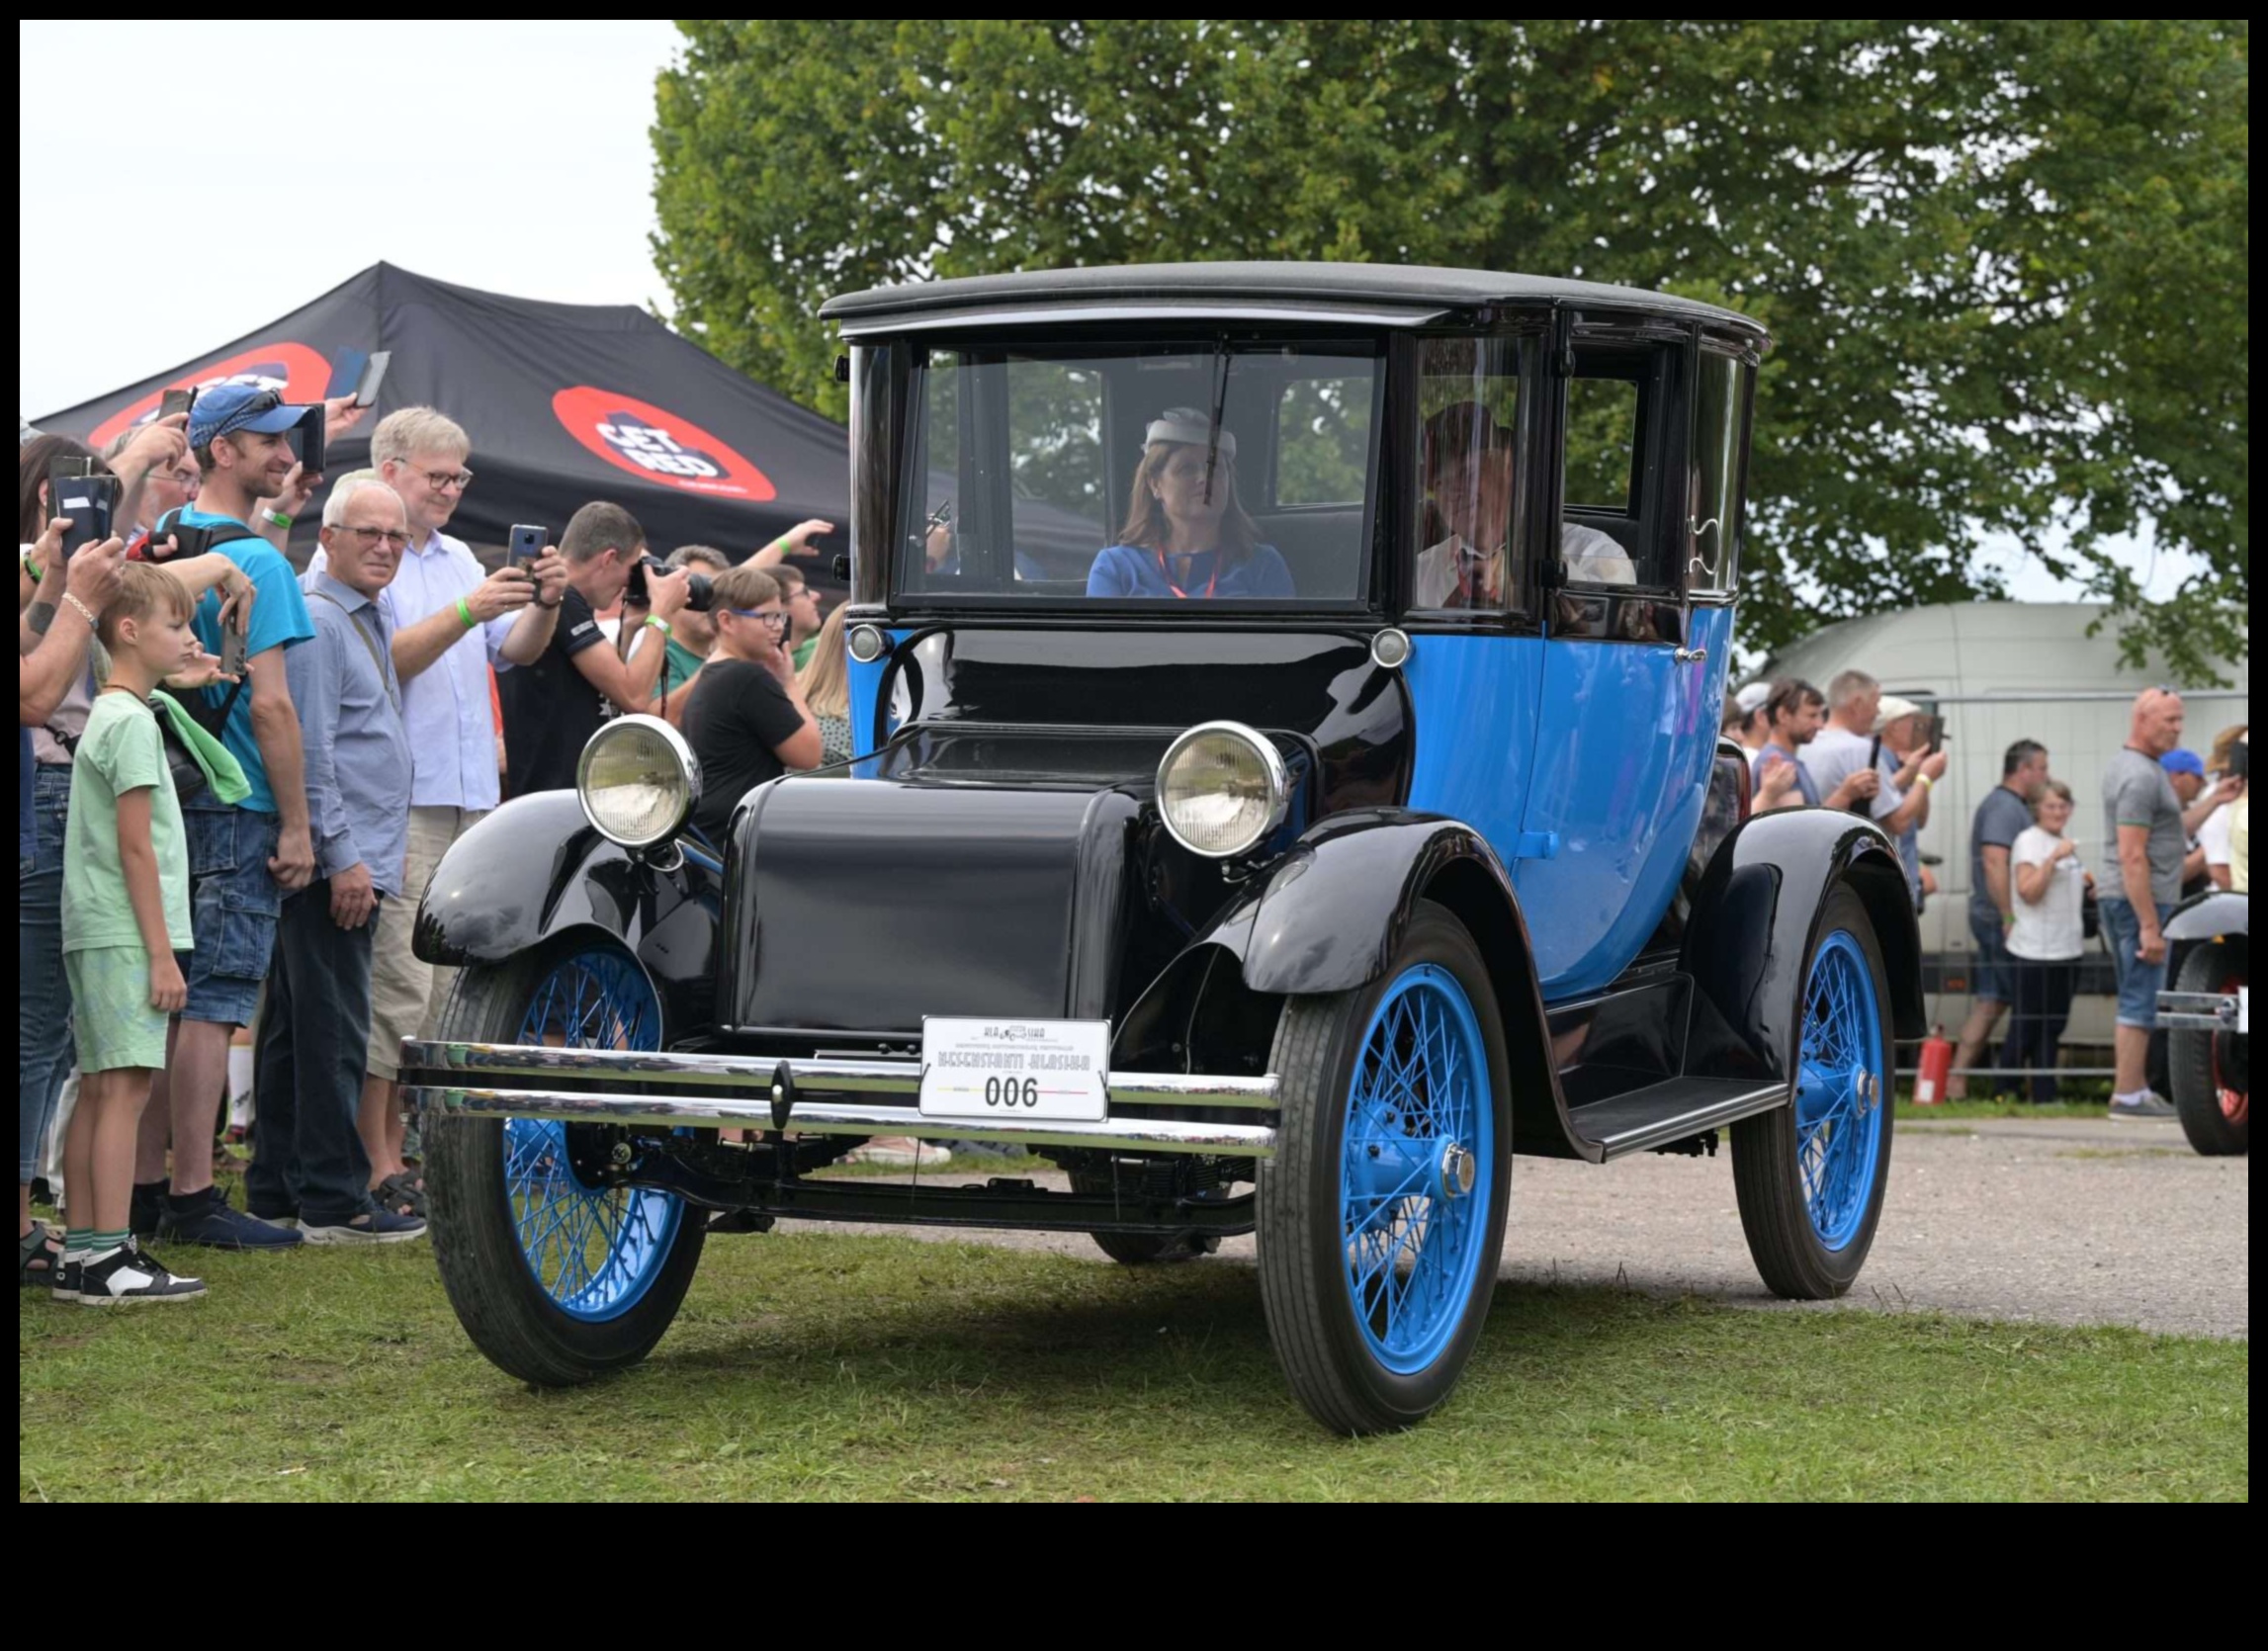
left=65, top=945, right=174, bottom=1074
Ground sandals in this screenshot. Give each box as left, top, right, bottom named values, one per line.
left=20, top=1223, right=62, bottom=1287
left=373, top=1172, right=427, bottom=1221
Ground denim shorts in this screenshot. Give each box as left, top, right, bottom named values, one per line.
left=181, top=802, right=284, bottom=1028
left=1966, top=909, right=2014, bottom=1003
left=2097, top=897, right=2174, bottom=1029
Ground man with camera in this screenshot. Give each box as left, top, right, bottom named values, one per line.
left=133, top=385, right=318, bottom=1249
left=499, top=500, right=689, bottom=798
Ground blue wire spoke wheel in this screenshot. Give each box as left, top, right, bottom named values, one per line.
left=504, top=951, right=685, bottom=1322
left=1792, top=931, right=1887, bottom=1250
left=1259, top=902, right=1511, bottom=1435
left=1732, top=886, right=1896, bottom=1300
left=1340, top=964, right=1496, bottom=1373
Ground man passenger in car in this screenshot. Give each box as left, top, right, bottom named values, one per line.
left=1087, top=409, right=1295, bottom=599
left=1413, top=402, right=1635, bottom=609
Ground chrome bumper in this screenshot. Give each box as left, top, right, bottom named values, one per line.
left=398, top=1040, right=1279, bottom=1159
left=2155, top=991, right=2246, bottom=1034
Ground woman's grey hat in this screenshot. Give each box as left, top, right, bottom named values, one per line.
left=1145, top=407, right=1235, bottom=459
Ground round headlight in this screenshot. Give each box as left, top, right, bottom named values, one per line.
left=576, top=715, right=702, bottom=848
left=1156, top=721, right=1288, bottom=859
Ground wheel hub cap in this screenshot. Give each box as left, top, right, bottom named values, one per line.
left=1439, top=1142, right=1476, bottom=1200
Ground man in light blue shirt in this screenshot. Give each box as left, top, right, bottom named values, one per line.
left=249, top=478, right=424, bottom=1243
left=305, top=407, right=565, bottom=1209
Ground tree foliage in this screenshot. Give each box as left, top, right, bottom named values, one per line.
left=654, top=21, right=2248, bottom=673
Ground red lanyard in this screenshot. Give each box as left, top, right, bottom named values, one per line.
left=1156, top=549, right=1218, bottom=600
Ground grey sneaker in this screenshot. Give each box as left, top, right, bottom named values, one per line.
left=2108, top=1091, right=2177, bottom=1120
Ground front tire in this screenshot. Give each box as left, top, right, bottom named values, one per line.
left=2169, top=939, right=2248, bottom=1157
left=1258, top=902, right=1510, bottom=1435
left=426, top=944, right=706, bottom=1387
left=1733, top=883, right=1895, bottom=1298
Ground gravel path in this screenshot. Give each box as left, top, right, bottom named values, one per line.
left=780, top=1114, right=2247, bottom=1340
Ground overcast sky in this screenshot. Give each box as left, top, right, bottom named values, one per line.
left=19, top=19, right=2186, bottom=606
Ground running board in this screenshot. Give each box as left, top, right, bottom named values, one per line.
left=1565, top=1078, right=1788, bottom=1161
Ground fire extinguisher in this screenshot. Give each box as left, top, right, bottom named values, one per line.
left=1914, top=1024, right=1955, bottom=1105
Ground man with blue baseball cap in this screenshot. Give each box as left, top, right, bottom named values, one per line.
left=2160, top=747, right=2211, bottom=893
left=131, top=384, right=319, bottom=1250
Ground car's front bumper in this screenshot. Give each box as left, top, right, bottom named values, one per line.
left=398, top=1041, right=1279, bottom=1159
left=2156, top=990, right=2247, bottom=1034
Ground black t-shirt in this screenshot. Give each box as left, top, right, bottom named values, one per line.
left=499, top=586, right=607, bottom=798
left=683, top=654, right=807, bottom=841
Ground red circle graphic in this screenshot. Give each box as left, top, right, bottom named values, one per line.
left=551, top=387, right=776, bottom=502
left=90, top=342, right=333, bottom=450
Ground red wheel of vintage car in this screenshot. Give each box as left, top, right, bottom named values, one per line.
left=2168, top=940, right=2248, bottom=1157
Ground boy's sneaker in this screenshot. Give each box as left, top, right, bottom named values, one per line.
left=130, top=1179, right=169, bottom=1240
left=157, top=1184, right=305, bottom=1250
left=71, top=1241, right=207, bottom=1306
left=2108, top=1090, right=2178, bottom=1121
left=301, top=1207, right=427, bottom=1246
left=49, top=1255, right=82, bottom=1304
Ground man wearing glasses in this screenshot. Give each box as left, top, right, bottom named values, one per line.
left=248, top=478, right=423, bottom=1242
left=681, top=565, right=822, bottom=842
left=308, top=409, right=567, bottom=1219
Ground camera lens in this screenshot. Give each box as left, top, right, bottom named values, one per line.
left=683, top=571, right=714, bottom=613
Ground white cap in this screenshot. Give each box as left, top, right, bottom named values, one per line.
left=1733, top=681, right=1773, bottom=716
left=1874, top=694, right=1923, bottom=732
left=1145, top=407, right=1235, bottom=459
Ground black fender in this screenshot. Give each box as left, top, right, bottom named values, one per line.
left=1680, top=808, right=1925, bottom=1085
left=413, top=791, right=726, bottom=1045
left=2163, top=889, right=2248, bottom=943
left=1146, top=809, right=1570, bottom=1158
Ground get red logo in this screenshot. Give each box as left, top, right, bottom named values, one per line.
left=90, top=342, right=331, bottom=449
left=551, top=387, right=776, bottom=502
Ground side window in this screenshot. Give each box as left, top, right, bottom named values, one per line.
left=1007, top=360, right=1105, bottom=579
left=1273, top=376, right=1373, bottom=507
left=913, top=353, right=964, bottom=586
left=1688, top=351, right=1750, bottom=600
left=1560, top=357, right=1659, bottom=589
left=1412, top=334, right=1525, bottom=614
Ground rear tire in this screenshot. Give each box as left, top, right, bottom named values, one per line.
left=1733, top=884, right=1895, bottom=1299
left=426, top=945, right=706, bottom=1387
left=2169, top=940, right=2248, bottom=1157
left=1258, top=902, right=1510, bottom=1435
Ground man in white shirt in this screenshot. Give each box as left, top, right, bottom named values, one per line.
left=1800, top=673, right=1946, bottom=885
left=1411, top=402, right=1635, bottom=609
left=309, top=408, right=568, bottom=1213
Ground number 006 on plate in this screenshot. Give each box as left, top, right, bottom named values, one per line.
left=918, top=1018, right=1109, bottom=1123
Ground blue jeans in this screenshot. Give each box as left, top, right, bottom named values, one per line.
left=1966, top=908, right=2015, bottom=1004
left=19, top=764, right=74, bottom=1183
left=248, top=880, right=379, bottom=1225
left=181, top=802, right=284, bottom=1028
left=2098, top=897, right=2175, bottom=1029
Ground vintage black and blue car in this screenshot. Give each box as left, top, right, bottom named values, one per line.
left=401, top=263, right=1923, bottom=1434
left=2156, top=888, right=2247, bottom=1157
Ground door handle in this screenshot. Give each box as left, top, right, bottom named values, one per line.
left=1674, top=646, right=1707, bottom=665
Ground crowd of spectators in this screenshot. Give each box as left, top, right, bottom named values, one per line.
left=1723, top=678, right=2246, bottom=1111
left=19, top=390, right=841, bottom=1300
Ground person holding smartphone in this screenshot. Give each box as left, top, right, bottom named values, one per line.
left=679, top=566, right=822, bottom=843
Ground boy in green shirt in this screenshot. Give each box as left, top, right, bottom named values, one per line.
left=54, top=565, right=228, bottom=1305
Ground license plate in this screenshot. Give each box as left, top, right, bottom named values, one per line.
left=918, top=1017, right=1109, bottom=1123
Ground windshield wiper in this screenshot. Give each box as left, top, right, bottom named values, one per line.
left=1202, top=334, right=1231, bottom=505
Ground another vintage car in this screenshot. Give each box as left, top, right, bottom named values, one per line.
left=2157, top=889, right=2248, bottom=1157
left=401, top=264, right=1922, bottom=1434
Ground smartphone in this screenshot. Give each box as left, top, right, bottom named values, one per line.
left=218, top=624, right=247, bottom=679
left=1868, top=734, right=1883, bottom=770
left=1925, top=714, right=1946, bottom=755
left=50, top=467, right=117, bottom=560
left=353, top=350, right=392, bottom=408
left=290, top=405, right=326, bottom=478
left=507, top=524, right=549, bottom=566
left=160, top=388, right=197, bottom=420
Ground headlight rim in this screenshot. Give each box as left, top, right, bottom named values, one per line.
left=1154, top=719, right=1289, bottom=861
left=575, top=713, right=704, bottom=850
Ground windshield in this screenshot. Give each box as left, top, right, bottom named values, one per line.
left=896, top=334, right=1381, bottom=606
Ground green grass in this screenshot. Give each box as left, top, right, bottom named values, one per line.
left=20, top=1233, right=2245, bottom=1502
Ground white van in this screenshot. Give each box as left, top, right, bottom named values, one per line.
left=1761, top=601, right=2248, bottom=1051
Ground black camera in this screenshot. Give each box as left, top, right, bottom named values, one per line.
left=625, top=552, right=714, bottom=613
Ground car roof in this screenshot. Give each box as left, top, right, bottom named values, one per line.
left=822, top=260, right=1767, bottom=338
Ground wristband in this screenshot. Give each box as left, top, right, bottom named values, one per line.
left=60, top=592, right=101, bottom=631
left=1915, top=772, right=1934, bottom=791
left=772, top=538, right=790, bottom=558
left=22, top=553, right=43, bottom=583
left=644, top=616, right=673, bottom=636
left=456, top=596, right=477, bottom=629
left=263, top=509, right=294, bottom=529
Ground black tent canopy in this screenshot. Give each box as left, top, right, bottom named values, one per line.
left=35, top=262, right=850, bottom=568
